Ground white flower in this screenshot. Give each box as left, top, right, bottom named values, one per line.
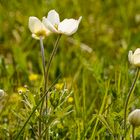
left=0, top=89, right=5, bottom=98
left=42, top=10, right=82, bottom=36
left=128, top=109, right=140, bottom=127
left=128, top=48, right=140, bottom=67
left=28, top=16, right=51, bottom=39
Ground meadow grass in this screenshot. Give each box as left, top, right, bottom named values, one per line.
left=1, top=0, right=140, bottom=139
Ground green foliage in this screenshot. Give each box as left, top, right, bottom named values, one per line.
left=1, top=0, right=140, bottom=139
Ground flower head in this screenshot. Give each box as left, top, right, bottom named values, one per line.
left=43, top=10, right=82, bottom=36
left=0, top=89, right=5, bottom=98
left=128, top=109, right=140, bottom=127
left=17, top=86, right=27, bottom=94
left=128, top=48, right=140, bottom=67
left=28, top=16, right=50, bottom=39
left=55, top=83, right=64, bottom=90
left=29, top=73, right=39, bottom=81
left=67, top=96, right=74, bottom=103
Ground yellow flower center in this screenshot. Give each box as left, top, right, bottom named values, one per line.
left=35, top=30, right=47, bottom=37
left=54, top=24, right=58, bottom=30
left=17, top=86, right=27, bottom=94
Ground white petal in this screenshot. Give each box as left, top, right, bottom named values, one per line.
left=47, top=10, right=60, bottom=26
left=42, top=17, right=59, bottom=33
left=133, top=54, right=140, bottom=66
left=128, top=109, right=140, bottom=126
left=0, top=89, right=4, bottom=98
left=128, top=51, right=133, bottom=64
left=134, top=48, right=140, bottom=55
left=29, top=17, right=43, bottom=34
left=58, top=16, right=82, bottom=36
left=41, top=23, right=51, bottom=35
left=132, top=48, right=140, bottom=67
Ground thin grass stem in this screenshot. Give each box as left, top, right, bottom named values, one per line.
left=123, top=68, right=139, bottom=139
left=90, top=80, right=110, bottom=139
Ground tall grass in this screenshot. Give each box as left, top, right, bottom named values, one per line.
left=1, top=0, right=140, bottom=139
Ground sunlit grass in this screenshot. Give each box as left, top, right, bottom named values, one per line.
left=1, top=0, right=140, bottom=139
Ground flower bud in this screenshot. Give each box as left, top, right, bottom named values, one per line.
left=128, top=109, right=140, bottom=127
left=128, top=48, right=140, bottom=67
left=0, top=89, right=5, bottom=98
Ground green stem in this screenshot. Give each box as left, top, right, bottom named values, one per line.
left=45, top=34, right=62, bottom=89
left=132, top=126, right=135, bottom=140
left=39, top=37, right=47, bottom=138
left=82, top=70, right=86, bottom=132
left=123, top=68, right=139, bottom=139
left=45, top=34, right=61, bottom=111
left=40, top=37, right=46, bottom=83
left=14, top=75, right=60, bottom=140
left=45, top=34, right=62, bottom=140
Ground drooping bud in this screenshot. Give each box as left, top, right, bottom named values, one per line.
left=128, top=109, right=140, bottom=127
left=0, top=89, right=5, bottom=99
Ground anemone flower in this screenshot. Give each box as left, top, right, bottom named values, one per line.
left=128, top=48, right=140, bottom=67
left=43, top=10, right=82, bottom=36
left=29, top=16, right=50, bottom=39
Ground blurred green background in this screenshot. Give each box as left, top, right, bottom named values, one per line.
left=1, top=0, right=140, bottom=139
left=0, top=0, right=139, bottom=86
left=1, top=0, right=140, bottom=101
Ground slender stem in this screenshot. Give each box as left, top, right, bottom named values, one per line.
left=123, top=68, right=139, bottom=139
left=45, top=34, right=62, bottom=89
left=40, top=37, right=46, bottom=82
left=132, top=126, right=135, bottom=140
left=45, top=34, right=62, bottom=110
left=39, top=37, right=47, bottom=138
left=44, top=34, right=62, bottom=140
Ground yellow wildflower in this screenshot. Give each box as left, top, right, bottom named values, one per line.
left=67, top=96, right=74, bottom=103
left=29, top=73, right=39, bottom=81
left=17, top=86, right=27, bottom=94
left=55, top=83, right=64, bottom=90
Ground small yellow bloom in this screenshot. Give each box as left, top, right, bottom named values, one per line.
left=17, top=86, right=27, bottom=94
left=29, top=73, right=39, bottom=81
left=67, top=96, right=74, bottom=103
left=55, top=83, right=64, bottom=90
